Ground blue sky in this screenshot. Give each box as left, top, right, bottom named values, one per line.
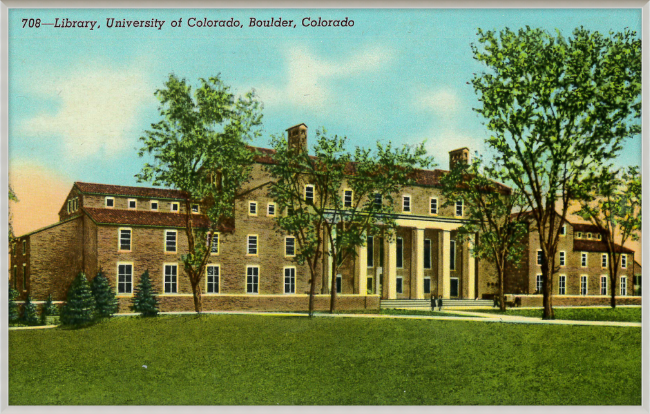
left=8, top=8, right=642, bottom=188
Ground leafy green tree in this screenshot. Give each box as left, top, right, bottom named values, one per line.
left=8, top=284, right=20, bottom=323
left=267, top=128, right=432, bottom=314
left=131, top=270, right=159, bottom=317
left=40, top=294, right=59, bottom=325
left=60, top=273, right=97, bottom=326
left=137, top=74, right=263, bottom=313
left=22, top=294, right=39, bottom=325
left=440, top=156, right=529, bottom=310
left=471, top=27, right=641, bottom=319
left=576, top=166, right=641, bottom=308
left=91, top=270, right=119, bottom=318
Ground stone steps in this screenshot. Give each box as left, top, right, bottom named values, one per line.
left=381, top=299, right=494, bottom=309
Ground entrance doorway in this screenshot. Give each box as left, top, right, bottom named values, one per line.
left=450, top=278, right=459, bottom=298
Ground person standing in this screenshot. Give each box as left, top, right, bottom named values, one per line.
left=438, top=295, right=443, bottom=311
left=431, top=294, right=437, bottom=311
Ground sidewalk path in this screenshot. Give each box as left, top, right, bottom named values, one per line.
left=9, top=309, right=641, bottom=330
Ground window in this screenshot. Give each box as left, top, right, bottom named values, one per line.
left=537, top=250, right=543, bottom=266
left=587, top=232, right=592, bottom=239
left=367, top=278, right=374, bottom=294
left=450, top=240, right=456, bottom=270
left=396, top=277, right=403, bottom=294
left=267, top=203, right=276, bottom=216
left=559, top=275, right=566, bottom=295
left=621, top=254, right=627, bottom=269
left=165, top=230, right=177, bottom=253
left=581, top=252, right=587, bottom=267
left=151, top=200, right=159, bottom=211
left=305, top=185, right=315, bottom=203
left=284, top=267, right=296, bottom=294
left=171, top=202, right=179, bottom=213
left=424, top=239, right=432, bottom=269
left=207, top=233, right=219, bottom=254
left=22, top=240, right=26, bottom=255
left=247, top=235, right=258, bottom=255
left=536, top=274, right=543, bottom=293
left=22, top=264, right=26, bottom=292
left=164, top=264, right=178, bottom=293
left=580, top=275, right=588, bottom=295
left=430, top=198, right=438, bottom=215
left=559, top=224, right=566, bottom=236
left=576, top=231, right=582, bottom=239
left=596, top=234, right=602, bottom=240
left=191, top=204, right=199, bottom=214
left=105, top=197, right=115, bottom=208
left=285, top=237, right=295, bottom=257
left=247, top=266, right=259, bottom=293
left=206, top=265, right=219, bottom=293
left=374, top=193, right=382, bottom=209
left=396, top=238, right=404, bottom=268
left=424, top=277, right=431, bottom=294
left=117, top=263, right=133, bottom=294
left=361, top=236, right=372, bottom=269
left=403, top=195, right=411, bottom=213
left=601, top=254, right=608, bottom=269
left=343, top=190, right=353, bottom=207
left=119, top=228, right=132, bottom=251
left=128, top=199, right=137, bottom=209
left=559, top=251, right=566, bottom=267
left=249, top=201, right=257, bottom=216
left=600, top=276, right=607, bottom=295
left=336, top=274, right=342, bottom=294
left=455, top=200, right=464, bottom=217
left=620, top=276, right=627, bottom=296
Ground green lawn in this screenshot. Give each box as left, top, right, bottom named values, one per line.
left=9, top=314, right=641, bottom=405
left=474, top=307, right=642, bottom=322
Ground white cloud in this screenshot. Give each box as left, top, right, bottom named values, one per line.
left=255, top=45, right=394, bottom=111
left=20, top=62, right=154, bottom=159
left=414, top=88, right=461, bottom=118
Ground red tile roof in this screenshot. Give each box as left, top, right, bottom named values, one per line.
left=573, top=239, right=634, bottom=254
left=83, top=207, right=234, bottom=232
left=572, top=223, right=601, bottom=233
left=75, top=182, right=188, bottom=200
left=250, top=146, right=510, bottom=192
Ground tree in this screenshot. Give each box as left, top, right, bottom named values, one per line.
left=471, top=26, right=641, bottom=319
left=60, top=273, right=96, bottom=326
left=8, top=284, right=19, bottom=323
left=40, top=294, right=59, bottom=325
left=137, top=74, right=263, bottom=313
left=91, top=270, right=119, bottom=318
left=440, top=156, right=529, bottom=311
left=267, top=128, right=432, bottom=314
left=131, top=270, right=159, bottom=317
left=22, top=294, right=39, bottom=325
left=576, top=166, right=641, bottom=308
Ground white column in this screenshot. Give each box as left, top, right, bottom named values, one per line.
left=387, top=238, right=397, bottom=299
left=438, top=230, right=451, bottom=299
left=414, top=228, right=425, bottom=299
left=357, top=242, right=368, bottom=296
left=463, top=236, right=476, bottom=299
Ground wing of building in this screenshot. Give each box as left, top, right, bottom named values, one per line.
left=9, top=123, right=640, bottom=311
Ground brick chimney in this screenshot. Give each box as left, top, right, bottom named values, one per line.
left=286, top=123, right=308, bottom=153
left=449, top=147, right=470, bottom=169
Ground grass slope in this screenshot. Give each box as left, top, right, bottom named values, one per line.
left=9, top=315, right=641, bottom=405
left=475, top=307, right=642, bottom=322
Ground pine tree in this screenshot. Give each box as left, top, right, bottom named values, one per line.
left=91, top=270, right=118, bottom=318
left=60, top=272, right=96, bottom=326
left=131, top=270, right=158, bottom=317
left=40, top=294, right=59, bottom=325
left=8, top=284, right=19, bottom=323
left=22, top=294, right=39, bottom=325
